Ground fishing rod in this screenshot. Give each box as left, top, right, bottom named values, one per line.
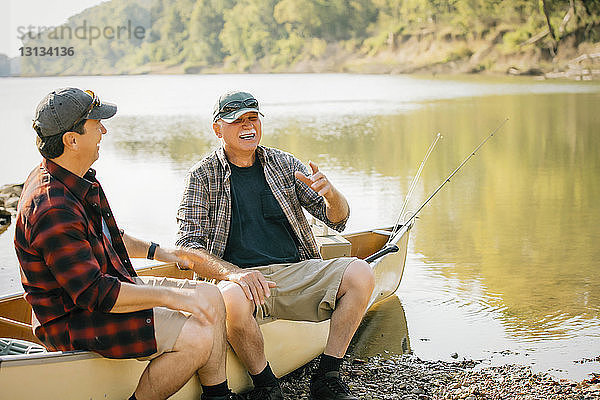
left=366, top=118, right=509, bottom=264
left=390, top=132, right=442, bottom=240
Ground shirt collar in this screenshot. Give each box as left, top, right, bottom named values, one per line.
left=42, top=158, right=99, bottom=204
left=216, top=145, right=267, bottom=171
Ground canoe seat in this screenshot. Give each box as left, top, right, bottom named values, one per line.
left=0, top=338, right=47, bottom=356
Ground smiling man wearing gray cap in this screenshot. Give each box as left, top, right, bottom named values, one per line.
left=176, top=91, right=375, bottom=400
left=15, top=88, right=245, bottom=400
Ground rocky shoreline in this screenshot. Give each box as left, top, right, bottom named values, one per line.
left=280, top=354, right=600, bottom=399
left=0, top=184, right=22, bottom=234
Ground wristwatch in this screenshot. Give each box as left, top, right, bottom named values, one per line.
left=147, top=242, right=159, bottom=260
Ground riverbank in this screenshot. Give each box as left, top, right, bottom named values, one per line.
left=280, top=355, right=600, bottom=399
left=194, top=29, right=600, bottom=81
left=105, top=35, right=600, bottom=81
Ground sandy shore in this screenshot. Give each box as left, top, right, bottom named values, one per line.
left=280, top=354, right=600, bottom=399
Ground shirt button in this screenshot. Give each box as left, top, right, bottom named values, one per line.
left=146, top=318, right=151, bottom=324
left=105, top=212, right=111, bottom=217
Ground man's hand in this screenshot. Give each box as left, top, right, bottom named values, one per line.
left=226, top=270, right=276, bottom=307
left=295, top=160, right=350, bottom=224
left=294, top=161, right=333, bottom=198
left=167, top=286, right=216, bottom=325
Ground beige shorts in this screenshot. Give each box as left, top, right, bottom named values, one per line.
left=133, top=276, right=200, bottom=361
left=218, top=257, right=356, bottom=324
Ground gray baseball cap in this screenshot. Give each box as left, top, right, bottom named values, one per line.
left=33, top=87, right=117, bottom=137
left=213, top=90, right=263, bottom=123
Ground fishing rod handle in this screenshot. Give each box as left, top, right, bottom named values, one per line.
left=365, top=244, right=399, bottom=263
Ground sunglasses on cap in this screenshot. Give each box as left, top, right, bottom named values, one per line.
left=218, top=98, right=259, bottom=116
left=66, top=90, right=101, bottom=131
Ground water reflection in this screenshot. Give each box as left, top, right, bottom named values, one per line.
left=349, top=296, right=411, bottom=359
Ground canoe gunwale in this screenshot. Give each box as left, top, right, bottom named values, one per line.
left=386, top=222, right=413, bottom=248
left=0, top=349, right=100, bottom=368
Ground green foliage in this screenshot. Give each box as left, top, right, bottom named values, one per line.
left=444, top=45, right=474, bottom=62
left=14, top=0, right=600, bottom=75
left=187, top=0, right=234, bottom=65
left=274, top=0, right=321, bottom=37
left=219, top=0, right=285, bottom=69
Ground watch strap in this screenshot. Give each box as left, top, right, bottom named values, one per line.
left=147, top=242, right=159, bottom=260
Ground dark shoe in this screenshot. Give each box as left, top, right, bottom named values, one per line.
left=245, top=382, right=284, bottom=400
left=310, top=371, right=357, bottom=400
left=201, top=390, right=245, bottom=400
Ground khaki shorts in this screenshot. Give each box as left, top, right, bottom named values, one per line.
left=219, top=257, right=356, bottom=324
left=133, top=276, right=200, bottom=361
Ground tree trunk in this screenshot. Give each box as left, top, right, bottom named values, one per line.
left=559, top=0, right=576, bottom=35
left=582, top=0, right=592, bottom=17
left=540, top=0, right=557, bottom=54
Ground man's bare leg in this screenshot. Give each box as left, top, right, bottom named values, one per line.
left=324, top=259, right=375, bottom=357
left=219, top=282, right=282, bottom=399
left=310, top=259, right=374, bottom=399
left=219, top=281, right=267, bottom=375
left=218, top=259, right=375, bottom=371
left=134, top=284, right=228, bottom=400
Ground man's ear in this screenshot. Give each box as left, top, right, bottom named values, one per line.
left=62, top=131, right=78, bottom=150
left=213, top=121, right=222, bottom=138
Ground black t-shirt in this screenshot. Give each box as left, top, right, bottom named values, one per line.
left=223, top=158, right=300, bottom=268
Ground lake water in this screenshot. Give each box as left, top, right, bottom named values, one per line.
left=1, top=74, right=599, bottom=381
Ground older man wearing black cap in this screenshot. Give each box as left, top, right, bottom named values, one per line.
left=15, top=88, right=245, bottom=400
left=176, top=91, right=375, bottom=400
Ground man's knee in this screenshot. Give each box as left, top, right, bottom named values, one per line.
left=179, top=284, right=226, bottom=351
left=172, top=316, right=215, bottom=367
left=219, top=282, right=255, bottom=322
left=341, top=259, right=375, bottom=297
left=197, top=282, right=226, bottom=320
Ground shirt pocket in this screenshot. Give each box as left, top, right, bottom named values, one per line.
left=261, top=190, right=286, bottom=220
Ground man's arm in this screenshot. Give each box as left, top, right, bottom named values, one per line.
left=294, top=160, right=350, bottom=224
left=121, top=233, right=275, bottom=306
left=109, top=281, right=215, bottom=324
left=32, top=208, right=216, bottom=322
left=33, top=207, right=122, bottom=313
left=175, top=169, right=210, bottom=250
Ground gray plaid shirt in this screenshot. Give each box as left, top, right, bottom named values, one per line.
left=176, top=145, right=348, bottom=260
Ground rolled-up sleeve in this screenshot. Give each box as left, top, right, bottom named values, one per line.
left=292, top=157, right=349, bottom=232
left=176, top=170, right=209, bottom=249
left=32, top=207, right=121, bottom=312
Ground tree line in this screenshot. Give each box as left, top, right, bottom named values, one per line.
left=18, top=0, right=600, bottom=75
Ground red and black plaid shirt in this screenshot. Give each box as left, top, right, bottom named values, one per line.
left=14, top=159, right=156, bottom=359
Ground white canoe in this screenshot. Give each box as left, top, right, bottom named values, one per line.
left=0, top=223, right=411, bottom=399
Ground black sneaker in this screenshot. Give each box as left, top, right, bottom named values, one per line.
left=201, top=390, right=245, bottom=400
left=310, top=371, right=357, bottom=400
left=245, top=382, right=284, bottom=400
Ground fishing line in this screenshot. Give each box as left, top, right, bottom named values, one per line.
left=398, top=117, right=509, bottom=231
left=368, top=118, right=509, bottom=263
left=390, top=132, right=442, bottom=240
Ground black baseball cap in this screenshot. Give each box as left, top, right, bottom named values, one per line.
left=33, top=87, right=117, bottom=137
left=213, top=90, right=263, bottom=123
